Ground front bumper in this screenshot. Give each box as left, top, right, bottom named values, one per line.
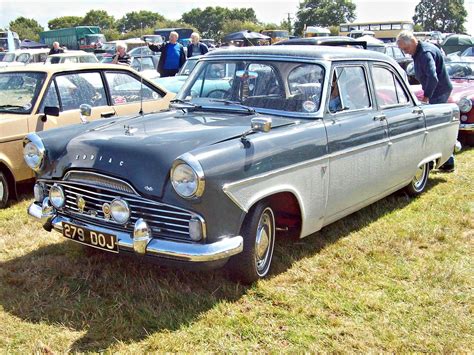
left=459, top=123, right=474, bottom=131
left=28, top=202, right=243, bottom=263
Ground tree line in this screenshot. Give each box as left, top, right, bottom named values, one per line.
left=5, top=0, right=469, bottom=43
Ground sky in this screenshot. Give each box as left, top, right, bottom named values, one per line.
left=1, top=0, right=473, bottom=34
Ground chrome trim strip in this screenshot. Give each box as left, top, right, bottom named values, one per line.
left=459, top=123, right=474, bottom=131
left=385, top=127, right=426, bottom=142
left=28, top=203, right=242, bottom=262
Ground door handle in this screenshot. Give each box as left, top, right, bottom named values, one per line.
left=101, top=111, right=116, bottom=118
left=373, top=114, right=386, bottom=121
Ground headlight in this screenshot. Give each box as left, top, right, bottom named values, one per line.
left=49, top=184, right=65, bottom=209
left=171, top=153, right=205, bottom=199
left=23, top=134, right=45, bottom=171
left=110, top=198, right=130, bottom=224
left=458, top=97, right=472, bottom=113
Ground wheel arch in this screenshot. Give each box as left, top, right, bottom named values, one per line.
left=0, top=161, right=17, bottom=201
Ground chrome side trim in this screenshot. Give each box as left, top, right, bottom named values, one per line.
left=459, top=123, right=474, bottom=131
left=28, top=203, right=242, bottom=262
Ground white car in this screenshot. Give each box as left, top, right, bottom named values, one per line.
left=46, top=51, right=98, bottom=64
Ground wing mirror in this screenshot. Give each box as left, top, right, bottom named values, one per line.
left=79, top=104, right=92, bottom=124
left=241, top=117, right=272, bottom=145
left=40, top=106, right=60, bottom=122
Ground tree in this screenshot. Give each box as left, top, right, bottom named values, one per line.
left=413, top=0, right=467, bottom=33
left=181, top=7, right=259, bottom=40
left=116, top=11, right=165, bottom=33
left=221, top=20, right=263, bottom=37
left=294, top=0, right=356, bottom=36
left=82, top=10, right=115, bottom=30
left=48, top=16, right=83, bottom=30
left=9, top=17, right=44, bottom=41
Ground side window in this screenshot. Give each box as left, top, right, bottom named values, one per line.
left=329, top=66, right=370, bottom=113
left=105, top=71, right=162, bottom=105
left=39, top=82, right=60, bottom=112
left=373, top=66, right=409, bottom=107
left=392, top=47, right=404, bottom=59
left=56, top=72, right=107, bottom=111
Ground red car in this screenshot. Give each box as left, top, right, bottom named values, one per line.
left=411, top=60, right=474, bottom=146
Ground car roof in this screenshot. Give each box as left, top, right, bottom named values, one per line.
left=0, top=63, right=143, bottom=74
left=205, top=45, right=393, bottom=62
left=275, top=36, right=357, bottom=45
left=49, top=51, right=94, bottom=57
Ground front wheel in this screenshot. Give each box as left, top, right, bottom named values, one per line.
left=227, top=202, right=276, bottom=284
left=404, top=162, right=430, bottom=196
left=0, top=172, right=10, bottom=209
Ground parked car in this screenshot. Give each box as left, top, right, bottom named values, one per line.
left=26, top=46, right=459, bottom=284
left=45, top=51, right=99, bottom=64
left=101, top=55, right=160, bottom=79
left=152, top=55, right=201, bottom=93
left=0, top=63, right=173, bottom=208
left=0, top=49, right=49, bottom=68
left=128, top=46, right=159, bottom=57
left=274, top=36, right=367, bottom=48
left=411, top=60, right=474, bottom=146
left=371, top=43, right=413, bottom=71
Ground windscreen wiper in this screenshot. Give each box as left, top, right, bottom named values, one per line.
left=208, top=99, right=256, bottom=114
left=170, top=98, right=201, bottom=109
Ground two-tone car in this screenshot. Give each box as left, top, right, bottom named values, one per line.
left=0, top=63, right=173, bottom=208
left=26, top=46, right=460, bottom=283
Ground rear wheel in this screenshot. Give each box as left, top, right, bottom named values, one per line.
left=227, top=202, right=276, bottom=284
left=404, top=162, right=429, bottom=196
left=0, top=172, right=10, bottom=209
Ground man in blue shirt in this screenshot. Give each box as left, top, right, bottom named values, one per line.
left=148, top=31, right=186, bottom=77
left=397, top=30, right=455, bottom=171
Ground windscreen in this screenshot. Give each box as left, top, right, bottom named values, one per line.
left=0, top=72, right=46, bottom=113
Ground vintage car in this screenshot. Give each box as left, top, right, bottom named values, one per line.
left=26, top=46, right=460, bottom=284
left=45, top=51, right=99, bottom=64
left=410, top=60, right=474, bottom=146
left=0, top=63, right=173, bottom=208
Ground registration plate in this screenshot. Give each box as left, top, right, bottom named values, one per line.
left=62, top=222, right=118, bottom=253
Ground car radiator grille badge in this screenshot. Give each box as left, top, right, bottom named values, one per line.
left=77, top=195, right=86, bottom=213
left=102, top=203, right=111, bottom=220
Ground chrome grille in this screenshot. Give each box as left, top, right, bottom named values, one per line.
left=64, top=171, right=136, bottom=194
left=43, top=179, right=193, bottom=242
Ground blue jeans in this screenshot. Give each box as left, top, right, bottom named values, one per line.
left=430, top=92, right=451, bottom=104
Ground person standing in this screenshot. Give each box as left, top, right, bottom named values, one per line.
left=111, top=42, right=131, bottom=66
left=397, top=30, right=455, bottom=171
left=148, top=31, right=186, bottom=77
left=49, top=42, right=64, bottom=55
left=187, top=32, right=208, bottom=58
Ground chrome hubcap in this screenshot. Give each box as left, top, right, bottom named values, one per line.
left=255, top=208, right=275, bottom=275
left=0, top=180, right=4, bottom=201
left=413, top=165, right=426, bottom=189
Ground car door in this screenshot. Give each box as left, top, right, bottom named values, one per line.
left=104, top=70, right=168, bottom=116
left=30, top=70, right=116, bottom=132
left=370, top=64, right=426, bottom=187
left=323, top=62, right=390, bottom=224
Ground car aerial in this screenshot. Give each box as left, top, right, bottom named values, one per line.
left=411, top=60, right=474, bottom=146
left=0, top=63, right=174, bottom=208
left=45, top=50, right=99, bottom=64
left=26, top=46, right=459, bottom=284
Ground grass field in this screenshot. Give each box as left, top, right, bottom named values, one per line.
left=0, top=148, right=472, bottom=352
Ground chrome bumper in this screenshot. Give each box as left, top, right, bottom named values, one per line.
left=28, top=202, right=243, bottom=263
left=459, top=123, right=474, bottom=131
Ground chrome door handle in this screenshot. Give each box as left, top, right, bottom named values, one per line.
left=101, top=111, right=116, bottom=118
left=373, top=114, right=386, bottom=121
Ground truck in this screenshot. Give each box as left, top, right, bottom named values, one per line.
left=40, top=26, right=106, bottom=52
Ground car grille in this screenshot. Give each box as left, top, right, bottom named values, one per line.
left=42, top=173, right=194, bottom=242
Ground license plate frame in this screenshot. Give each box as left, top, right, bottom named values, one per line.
left=62, top=221, right=119, bottom=253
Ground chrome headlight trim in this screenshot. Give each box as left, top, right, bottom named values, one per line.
left=23, top=133, right=45, bottom=172
left=110, top=198, right=131, bottom=224
left=458, top=97, right=472, bottom=113
left=49, top=184, right=65, bottom=209
left=170, top=152, right=205, bottom=199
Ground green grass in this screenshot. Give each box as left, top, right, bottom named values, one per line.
left=0, top=148, right=473, bottom=352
